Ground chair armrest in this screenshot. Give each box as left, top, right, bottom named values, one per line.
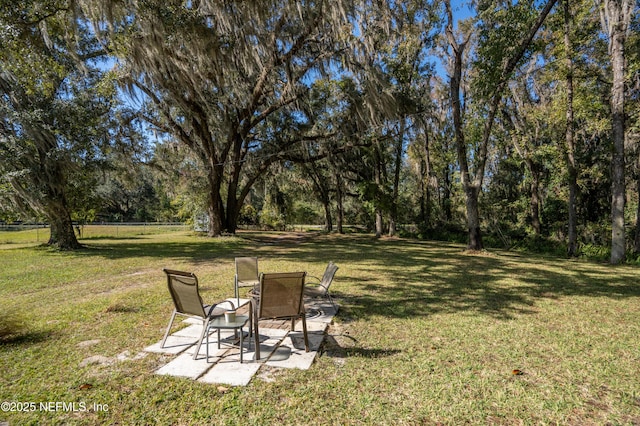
left=220, top=300, right=235, bottom=310
left=205, top=300, right=235, bottom=317
left=306, top=275, right=322, bottom=285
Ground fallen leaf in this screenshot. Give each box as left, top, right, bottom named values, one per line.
left=79, top=383, right=93, bottom=390
left=217, top=386, right=229, bottom=394
left=512, top=369, right=524, bottom=376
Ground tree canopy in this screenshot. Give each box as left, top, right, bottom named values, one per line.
left=1, top=0, right=639, bottom=262
left=0, top=0, right=124, bottom=248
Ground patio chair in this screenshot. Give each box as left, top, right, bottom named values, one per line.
left=304, top=262, right=339, bottom=310
left=234, top=257, right=260, bottom=305
left=161, top=269, right=235, bottom=360
left=252, top=272, right=309, bottom=360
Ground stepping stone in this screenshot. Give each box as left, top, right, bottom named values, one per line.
left=172, top=324, right=206, bottom=338
left=155, top=351, right=215, bottom=379
left=199, top=337, right=281, bottom=386
left=144, top=335, right=195, bottom=355
left=302, top=320, right=329, bottom=333
left=199, top=357, right=261, bottom=386
left=266, top=332, right=325, bottom=370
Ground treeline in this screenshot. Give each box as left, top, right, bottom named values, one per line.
left=0, top=0, right=638, bottom=262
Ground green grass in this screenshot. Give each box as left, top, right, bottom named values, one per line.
left=0, top=227, right=50, bottom=247
left=0, top=224, right=191, bottom=247
left=1, top=231, right=639, bottom=425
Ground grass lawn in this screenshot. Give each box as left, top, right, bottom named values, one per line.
left=1, top=230, right=639, bottom=425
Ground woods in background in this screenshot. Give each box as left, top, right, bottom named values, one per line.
left=1, top=0, right=638, bottom=262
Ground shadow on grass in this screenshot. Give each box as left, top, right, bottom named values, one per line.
left=80, top=236, right=146, bottom=241
left=322, top=334, right=401, bottom=360
left=36, top=231, right=640, bottom=321
left=70, top=238, right=252, bottom=262
left=344, top=347, right=402, bottom=358
left=0, top=330, right=55, bottom=346
left=287, top=234, right=640, bottom=321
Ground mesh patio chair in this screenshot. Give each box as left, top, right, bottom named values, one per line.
left=252, top=272, right=309, bottom=360
left=234, top=257, right=260, bottom=305
left=304, top=261, right=339, bottom=310
left=161, top=269, right=235, bottom=360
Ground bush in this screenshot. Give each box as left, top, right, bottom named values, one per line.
left=290, top=200, right=321, bottom=225
left=259, top=204, right=286, bottom=230
left=418, top=222, right=467, bottom=244
left=579, top=243, right=610, bottom=261
left=238, top=204, right=259, bottom=225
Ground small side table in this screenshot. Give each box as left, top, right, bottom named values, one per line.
left=206, top=315, right=251, bottom=363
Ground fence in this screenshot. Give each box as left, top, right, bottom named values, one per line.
left=0, top=222, right=189, bottom=245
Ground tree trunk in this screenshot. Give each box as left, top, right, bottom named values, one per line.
left=374, top=145, right=384, bottom=238
left=389, top=119, right=405, bottom=237
left=419, top=176, right=426, bottom=229
left=446, top=7, right=482, bottom=250
left=336, top=173, right=344, bottom=234
left=565, top=0, right=579, bottom=257
left=13, top=176, right=81, bottom=250
left=46, top=198, right=81, bottom=250
left=40, top=158, right=82, bottom=250
left=609, top=44, right=626, bottom=264
left=322, top=198, right=333, bottom=232
left=207, top=199, right=224, bottom=237
left=207, top=165, right=225, bottom=237
left=224, top=206, right=239, bottom=235
left=388, top=218, right=396, bottom=237
left=635, top=152, right=640, bottom=254
left=222, top=135, right=244, bottom=235
left=418, top=159, right=427, bottom=230
left=442, top=165, right=452, bottom=222
left=375, top=210, right=383, bottom=238
left=529, top=165, right=542, bottom=235
left=605, top=0, right=631, bottom=264
left=465, top=184, right=483, bottom=250
left=423, top=126, right=432, bottom=229
left=224, top=191, right=240, bottom=235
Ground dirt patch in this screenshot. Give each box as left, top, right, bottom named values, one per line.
left=80, top=355, right=114, bottom=367
left=77, top=339, right=101, bottom=348
left=321, top=323, right=356, bottom=366
left=256, top=365, right=288, bottom=383
left=79, top=351, right=147, bottom=368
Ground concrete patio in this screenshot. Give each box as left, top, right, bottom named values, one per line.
left=144, top=298, right=337, bottom=386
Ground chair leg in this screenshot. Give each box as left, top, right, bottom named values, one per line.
left=254, top=317, right=260, bottom=360
left=206, top=328, right=210, bottom=362
left=160, top=310, right=178, bottom=348
left=239, top=325, right=244, bottom=363
left=327, top=292, right=337, bottom=311
left=248, top=304, right=253, bottom=342
left=253, top=299, right=261, bottom=360
left=192, top=318, right=210, bottom=360
left=234, top=277, right=238, bottom=298
left=301, top=314, right=309, bottom=352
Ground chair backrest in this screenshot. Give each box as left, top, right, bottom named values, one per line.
left=163, top=269, right=206, bottom=318
left=320, top=262, right=339, bottom=290
left=235, top=257, right=259, bottom=287
left=257, top=272, right=306, bottom=319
